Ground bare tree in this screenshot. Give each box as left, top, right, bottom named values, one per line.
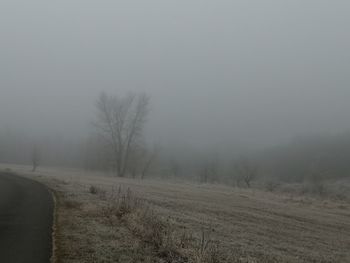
left=198, top=155, right=219, bottom=183
left=140, top=145, right=158, bottom=180
left=169, top=159, right=182, bottom=178
left=233, top=157, right=258, bottom=188
left=94, top=92, right=150, bottom=177
left=126, top=144, right=158, bottom=179
left=127, top=145, right=144, bottom=178
left=305, top=155, right=329, bottom=196
left=31, top=145, right=40, bottom=172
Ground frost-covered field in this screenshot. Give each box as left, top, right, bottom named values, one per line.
left=1, top=164, right=350, bottom=262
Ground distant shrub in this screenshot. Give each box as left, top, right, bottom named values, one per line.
left=89, top=185, right=107, bottom=200
left=309, top=182, right=327, bottom=197
left=265, top=181, right=280, bottom=192
left=89, top=185, right=99, bottom=194
left=103, top=186, right=142, bottom=219
left=277, top=180, right=350, bottom=202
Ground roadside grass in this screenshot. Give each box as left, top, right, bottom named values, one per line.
left=48, top=176, right=227, bottom=262
left=95, top=185, right=224, bottom=262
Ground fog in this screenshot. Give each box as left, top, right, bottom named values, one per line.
left=1, top=1, right=350, bottom=172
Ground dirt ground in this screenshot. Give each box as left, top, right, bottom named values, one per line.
left=1, top=164, right=349, bottom=263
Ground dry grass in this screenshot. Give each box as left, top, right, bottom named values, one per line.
left=99, top=186, right=218, bottom=262
left=1, top=164, right=350, bottom=262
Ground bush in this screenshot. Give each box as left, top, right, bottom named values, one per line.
left=265, top=181, right=280, bottom=192
left=103, top=186, right=142, bottom=219
left=89, top=185, right=107, bottom=200
left=89, top=185, right=99, bottom=194
left=102, top=186, right=223, bottom=262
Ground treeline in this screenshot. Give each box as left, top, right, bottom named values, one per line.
left=1, top=92, right=350, bottom=185
left=1, top=130, right=350, bottom=185
left=82, top=132, right=350, bottom=185
left=258, top=133, right=350, bottom=183
left=0, top=130, right=84, bottom=168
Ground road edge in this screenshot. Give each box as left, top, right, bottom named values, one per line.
left=0, top=170, right=58, bottom=263
left=49, top=188, right=59, bottom=263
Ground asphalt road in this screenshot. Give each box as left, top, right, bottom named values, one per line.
left=0, top=172, right=53, bottom=263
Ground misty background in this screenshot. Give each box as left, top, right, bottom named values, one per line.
left=1, top=1, right=350, bottom=184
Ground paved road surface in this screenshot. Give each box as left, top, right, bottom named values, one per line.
left=0, top=172, right=53, bottom=263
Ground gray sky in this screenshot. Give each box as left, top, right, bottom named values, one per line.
left=1, top=0, right=350, bottom=148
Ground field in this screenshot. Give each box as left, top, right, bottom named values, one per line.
left=1, top=164, right=350, bottom=262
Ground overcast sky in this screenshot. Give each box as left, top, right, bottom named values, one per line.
left=1, top=0, right=349, bottom=148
